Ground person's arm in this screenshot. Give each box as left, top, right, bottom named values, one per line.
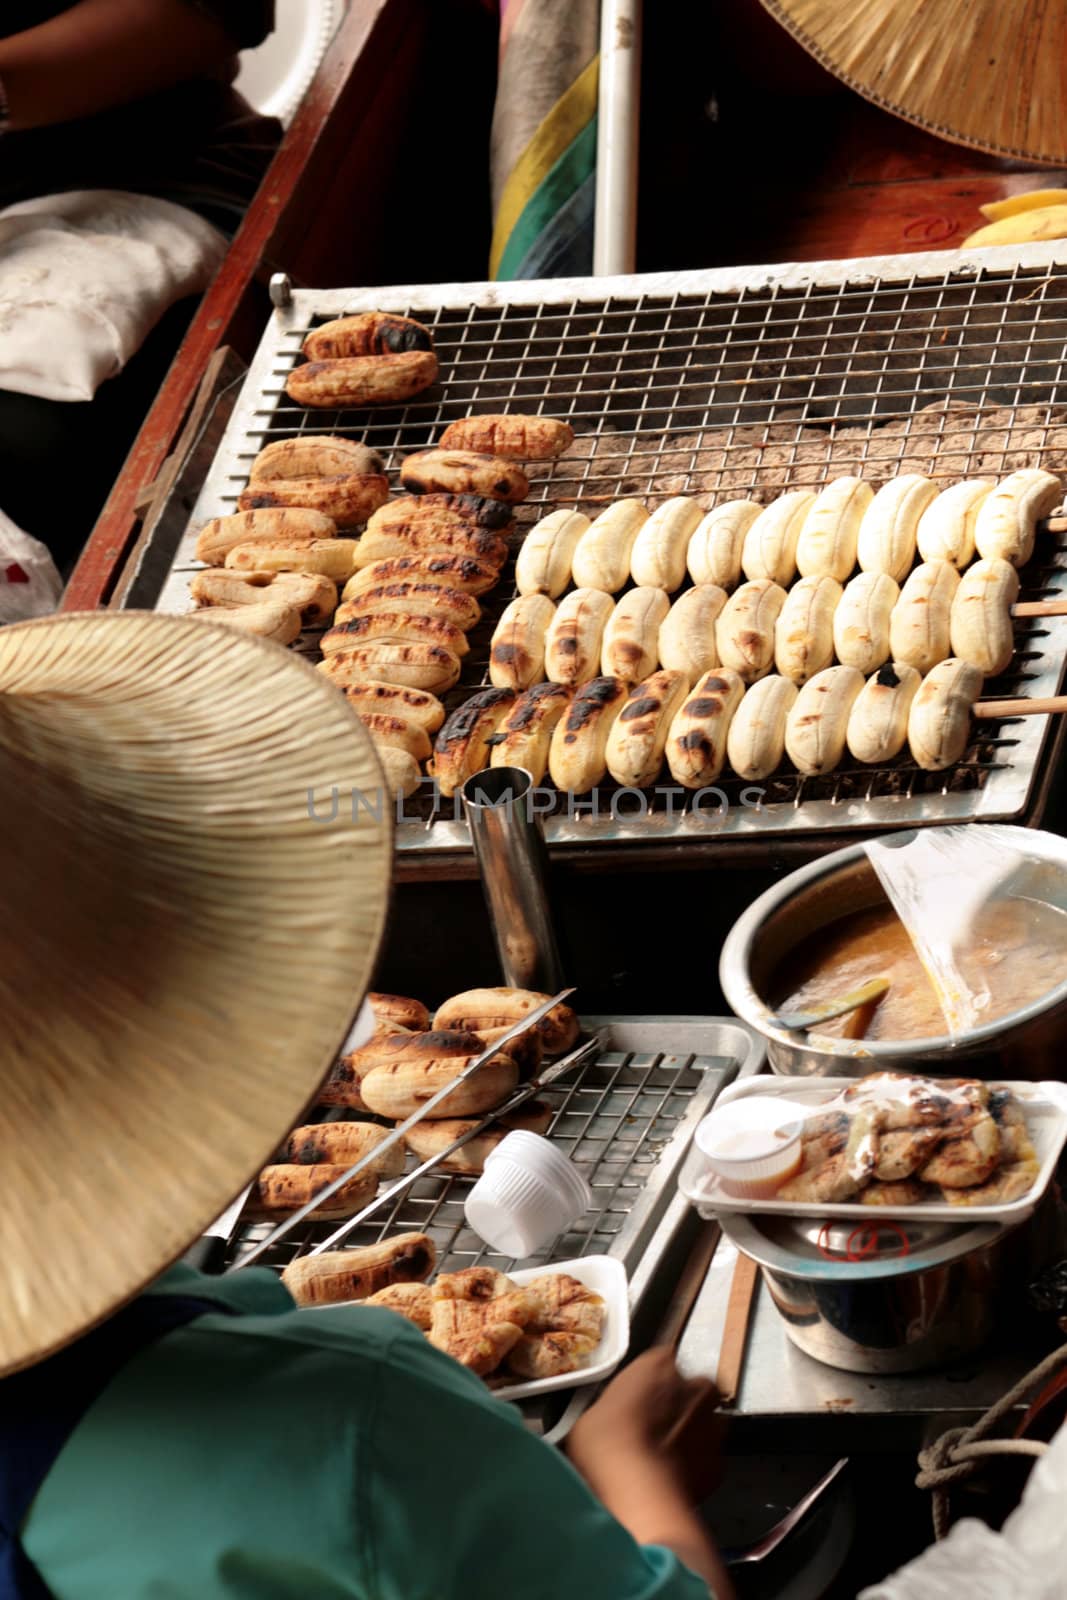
left=0, top=0, right=242, bottom=131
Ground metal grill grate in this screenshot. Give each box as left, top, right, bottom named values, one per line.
left=155, top=251, right=1067, bottom=851
left=221, top=1040, right=730, bottom=1280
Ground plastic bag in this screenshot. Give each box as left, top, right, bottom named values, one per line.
left=0, top=508, right=62, bottom=624
left=860, top=1417, right=1067, bottom=1598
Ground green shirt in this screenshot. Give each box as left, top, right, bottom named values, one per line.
left=22, top=1263, right=711, bottom=1599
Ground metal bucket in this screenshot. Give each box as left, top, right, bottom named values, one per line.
left=718, top=827, right=1067, bottom=1078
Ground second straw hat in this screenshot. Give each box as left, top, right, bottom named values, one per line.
left=757, top=0, right=1067, bottom=165
left=0, top=611, right=392, bottom=1377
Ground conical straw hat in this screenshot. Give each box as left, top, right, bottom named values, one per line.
left=0, top=611, right=392, bottom=1375
left=758, top=0, right=1067, bottom=164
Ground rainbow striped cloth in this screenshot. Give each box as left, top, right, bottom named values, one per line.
left=490, top=0, right=600, bottom=280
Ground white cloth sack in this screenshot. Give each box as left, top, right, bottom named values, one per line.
left=0, top=509, right=62, bottom=624
left=0, top=190, right=226, bottom=402
left=861, top=1417, right=1067, bottom=1599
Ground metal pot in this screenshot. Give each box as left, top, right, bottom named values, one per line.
left=720, top=1211, right=1017, bottom=1374
left=718, top=826, right=1067, bottom=1078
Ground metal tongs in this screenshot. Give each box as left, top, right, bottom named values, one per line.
left=229, top=987, right=587, bottom=1270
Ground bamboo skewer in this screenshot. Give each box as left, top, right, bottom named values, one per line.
left=974, top=695, right=1067, bottom=718
left=1012, top=599, right=1067, bottom=616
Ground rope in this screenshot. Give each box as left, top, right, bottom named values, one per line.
left=916, top=1340, right=1067, bottom=1539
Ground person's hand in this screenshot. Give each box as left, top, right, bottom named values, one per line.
left=566, top=1348, right=727, bottom=1504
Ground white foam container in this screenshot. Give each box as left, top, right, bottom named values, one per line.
left=490, top=1254, right=630, bottom=1403
left=679, top=1075, right=1067, bottom=1224
left=464, top=1130, right=593, bottom=1257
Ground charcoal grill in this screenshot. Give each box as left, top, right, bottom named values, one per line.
left=135, top=246, right=1067, bottom=855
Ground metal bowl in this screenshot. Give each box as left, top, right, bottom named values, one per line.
left=718, top=826, right=1067, bottom=1077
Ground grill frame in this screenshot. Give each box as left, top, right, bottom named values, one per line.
left=146, top=247, right=1067, bottom=854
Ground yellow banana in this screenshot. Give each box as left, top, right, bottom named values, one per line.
left=657, top=584, right=728, bottom=684
left=908, top=658, right=984, bottom=771
left=949, top=557, right=1020, bottom=677
left=979, top=188, right=1067, bottom=222
left=973, top=469, right=1062, bottom=567
left=857, top=475, right=938, bottom=582
left=915, top=479, right=995, bottom=568
left=629, top=497, right=704, bottom=591
left=774, top=574, right=842, bottom=684
left=846, top=663, right=921, bottom=765
left=741, top=490, right=816, bottom=587
left=784, top=665, right=865, bottom=775
left=833, top=571, right=899, bottom=674
left=962, top=206, right=1067, bottom=248
left=686, top=500, right=762, bottom=590
left=795, top=477, right=871, bottom=581
left=889, top=560, right=960, bottom=676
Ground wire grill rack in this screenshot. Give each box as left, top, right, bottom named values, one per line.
left=221, top=1023, right=743, bottom=1282
left=154, top=249, right=1067, bottom=851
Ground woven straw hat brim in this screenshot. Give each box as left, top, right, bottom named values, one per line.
left=758, top=0, right=1067, bottom=165
left=0, top=611, right=392, bottom=1375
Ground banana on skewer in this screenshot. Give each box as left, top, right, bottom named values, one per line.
left=342, top=555, right=501, bottom=599
left=489, top=593, right=557, bottom=689
left=665, top=669, right=745, bottom=788
left=317, top=641, right=461, bottom=693
left=490, top=683, right=573, bottom=783
left=571, top=499, right=649, bottom=593
left=335, top=580, right=481, bottom=632
left=515, top=509, right=591, bottom=597
left=547, top=675, right=629, bottom=793
left=949, top=557, right=1020, bottom=677
left=795, top=477, right=872, bottom=581
left=686, top=500, right=762, bottom=590
left=974, top=469, right=1062, bottom=567
left=195, top=507, right=336, bottom=565
left=857, top=475, right=938, bottom=582
left=657, top=585, right=728, bottom=684
left=336, top=681, right=445, bottom=731
left=916, top=479, right=995, bottom=568
left=400, top=449, right=529, bottom=504
left=303, top=313, right=434, bottom=359
left=833, top=571, right=899, bottom=674
left=431, top=689, right=517, bottom=798
left=846, top=662, right=921, bottom=764
left=605, top=669, right=689, bottom=788
left=190, top=568, right=337, bottom=624
left=784, top=665, right=865, bottom=775
left=600, top=586, right=669, bottom=682
left=907, top=658, right=985, bottom=771
left=356, top=712, right=433, bottom=762
left=774, top=575, right=842, bottom=684
left=188, top=600, right=302, bottom=645
left=726, top=674, right=798, bottom=782
left=741, top=490, right=816, bottom=587
left=226, top=539, right=359, bottom=581
left=629, top=497, right=704, bottom=591
left=715, top=579, right=788, bottom=683
left=321, top=612, right=469, bottom=658
left=889, top=560, right=960, bottom=676
left=545, top=588, right=615, bottom=686
left=438, top=414, right=574, bottom=460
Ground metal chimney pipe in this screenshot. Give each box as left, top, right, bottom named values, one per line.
left=461, top=766, right=564, bottom=994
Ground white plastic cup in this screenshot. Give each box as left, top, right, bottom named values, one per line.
left=463, top=1130, right=593, bottom=1258
left=694, top=1103, right=803, bottom=1200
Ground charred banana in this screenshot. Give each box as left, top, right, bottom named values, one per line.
left=430, top=689, right=517, bottom=798
left=605, top=669, right=690, bottom=788
left=665, top=668, right=745, bottom=788
left=400, top=450, right=529, bottom=504
left=489, top=594, right=556, bottom=690
left=544, top=589, right=615, bottom=686
left=490, top=682, right=573, bottom=783
left=600, top=586, right=669, bottom=682
left=846, top=662, right=922, bottom=764
left=548, top=675, right=629, bottom=793
left=438, top=413, right=573, bottom=460
left=287, top=349, right=439, bottom=409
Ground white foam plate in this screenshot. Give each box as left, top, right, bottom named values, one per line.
left=679, top=1076, right=1067, bottom=1224
left=489, top=1255, right=630, bottom=1403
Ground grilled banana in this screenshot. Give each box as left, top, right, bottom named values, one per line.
left=774, top=575, right=842, bottom=684
left=544, top=588, right=615, bottom=686
left=322, top=611, right=468, bottom=658
left=225, top=539, right=359, bottom=580
left=188, top=600, right=302, bottom=645
left=908, top=657, right=984, bottom=770
left=846, top=662, right=922, bottom=764
left=741, top=490, right=816, bottom=586
left=490, top=682, right=573, bottom=783
left=605, top=669, right=690, bottom=788
left=250, top=1165, right=378, bottom=1221
left=335, top=580, right=481, bottom=632
left=949, top=556, right=1020, bottom=677
left=354, top=521, right=509, bottom=572
left=400, top=450, right=529, bottom=503
left=303, top=312, right=434, bottom=359
left=359, top=1049, right=519, bottom=1121
left=657, top=584, right=728, bottom=684
left=249, top=435, right=383, bottom=481
left=282, top=1234, right=437, bottom=1307
left=433, top=988, right=579, bottom=1053
left=369, top=992, right=429, bottom=1031
left=438, top=414, right=574, bottom=459
left=194, top=507, right=335, bottom=565
left=784, top=665, right=865, bottom=775
left=368, top=493, right=515, bottom=535
left=316, top=641, right=461, bottom=693
left=335, top=681, right=445, bottom=731
left=665, top=669, right=745, bottom=788
left=856, top=475, right=938, bottom=582
left=515, top=509, right=591, bottom=598
left=715, top=579, right=788, bottom=683
left=238, top=473, right=389, bottom=528
left=430, top=688, right=517, bottom=798
left=287, top=349, right=439, bottom=408
left=190, top=568, right=337, bottom=624
left=600, top=586, right=669, bottom=682
left=548, top=675, right=630, bottom=793
left=795, top=477, right=872, bottom=581
left=889, top=560, right=960, bottom=676
left=489, top=594, right=556, bottom=689
left=342, top=554, right=501, bottom=599
left=725, top=675, right=799, bottom=781
left=571, top=499, right=649, bottom=593
left=832, top=571, right=899, bottom=673
left=403, top=1105, right=553, bottom=1175
left=686, top=500, right=762, bottom=590
left=974, top=468, right=1062, bottom=567
left=916, top=479, right=995, bottom=568
left=356, top=712, right=432, bottom=762
left=284, top=1121, right=406, bottom=1178
left=629, top=497, right=704, bottom=591
left=377, top=746, right=422, bottom=798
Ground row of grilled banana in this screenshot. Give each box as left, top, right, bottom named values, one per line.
left=514, top=470, right=1061, bottom=601
left=285, top=311, right=440, bottom=411
left=485, top=553, right=1025, bottom=697
left=253, top=986, right=580, bottom=1222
